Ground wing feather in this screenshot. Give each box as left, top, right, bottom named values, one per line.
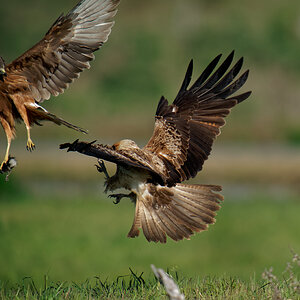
left=60, top=140, right=165, bottom=185
left=144, top=52, right=251, bottom=186
left=197, top=51, right=235, bottom=91
left=5, top=0, right=120, bottom=102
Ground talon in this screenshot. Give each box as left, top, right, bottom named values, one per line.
left=108, top=194, right=123, bottom=204
left=95, top=162, right=103, bottom=173
left=113, top=199, right=121, bottom=205
left=108, top=193, right=136, bottom=205
left=26, top=139, right=35, bottom=152
left=95, top=159, right=109, bottom=179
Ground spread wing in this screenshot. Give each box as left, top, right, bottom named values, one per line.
left=144, top=51, right=251, bottom=186
left=5, top=0, right=120, bottom=102
left=60, top=140, right=165, bottom=185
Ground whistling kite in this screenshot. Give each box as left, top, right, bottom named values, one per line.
left=61, top=52, right=251, bottom=243
left=0, top=0, right=120, bottom=173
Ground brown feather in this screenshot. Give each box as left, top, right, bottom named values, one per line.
left=126, top=183, right=223, bottom=243
left=5, top=0, right=120, bottom=102
left=60, top=53, right=250, bottom=243
left=144, top=52, right=251, bottom=186
left=0, top=0, right=120, bottom=169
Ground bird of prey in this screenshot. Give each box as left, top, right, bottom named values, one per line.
left=60, top=52, right=251, bottom=243
left=0, top=0, right=120, bottom=173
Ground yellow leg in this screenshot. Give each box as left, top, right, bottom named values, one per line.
left=4, top=138, right=11, bottom=162
left=0, top=139, right=11, bottom=170
left=0, top=118, right=14, bottom=170
left=26, top=126, right=35, bottom=152
left=12, top=102, right=35, bottom=152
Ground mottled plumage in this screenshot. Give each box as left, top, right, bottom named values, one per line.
left=61, top=52, right=251, bottom=243
left=0, top=0, right=120, bottom=173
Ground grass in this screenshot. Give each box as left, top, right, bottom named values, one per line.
left=0, top=257, right=299, bottom=299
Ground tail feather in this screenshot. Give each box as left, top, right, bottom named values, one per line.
left=26, top=105, right=87, bottom=134
left=142, top=205, right=167, bottom=243
left=47, top=112, right=88, bottom=134
left=171, top=198, right=215, bottom=228
left=174, top=184, right=223, bottom=213
left=166, top=203, right=207, bottom=232
left=172, top=189, right=218, bottom=219
left=128, top=183, right=223, bottom=243
left=160, top=207, right=194, bottom=239
left=127, top=201, right=142, bottom=238
left=157, top=208, right=192, bottom=241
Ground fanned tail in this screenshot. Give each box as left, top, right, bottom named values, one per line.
left=128, top=183, right=223, bottom=243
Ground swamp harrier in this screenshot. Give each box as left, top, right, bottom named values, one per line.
left=61, top=52, right=251, bottom=243
left=0, top=0, right=120, bottom=173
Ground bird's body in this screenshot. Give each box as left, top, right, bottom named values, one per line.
left=101, top=154, right=224, bottom=243
left=61, top=52, right=251, bottom=243
left=0, top=0, right=120, bottom=173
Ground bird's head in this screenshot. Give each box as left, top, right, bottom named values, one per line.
left=112, top=139, right=139, bottom=151
left=0, top=56, right=7, bottom=82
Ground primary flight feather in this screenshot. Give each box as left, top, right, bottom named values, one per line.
left=61, top=51, right=251, bottom=243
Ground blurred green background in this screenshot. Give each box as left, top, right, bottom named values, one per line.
left=0, top=0, right=299, bottom=285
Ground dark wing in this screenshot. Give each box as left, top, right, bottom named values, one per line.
left=144, top=51, right=251, bottom=186
left=60, top=140, right=165, bottom=185
left=5, top=0, right=120, bottom=102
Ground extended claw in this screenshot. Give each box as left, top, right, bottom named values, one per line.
left=108, top=193, right=127, bottom=204
left=108, top=192, right=136, bottom=204
left=95, top=159, right=109, bottom=179
left=26, top=139, right=35, bottom=152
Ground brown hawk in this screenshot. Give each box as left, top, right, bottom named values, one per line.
left=0, top=0, right=120, bottom=173
left=61, top=52, right=251, bottom=243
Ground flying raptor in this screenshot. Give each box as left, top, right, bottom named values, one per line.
left=61, top=52, right=251, bottom=243
left=0, top=0, right=120, bottom=174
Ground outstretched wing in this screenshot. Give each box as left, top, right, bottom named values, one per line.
left=60, top=140, right=165, bottom=185
left=5, top=0, right=120, bottom=102
left=144, top=51, right=251, bottom=186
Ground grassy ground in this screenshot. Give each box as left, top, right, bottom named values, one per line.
left=0, top=272, right=299, bottom=299
left=0, top=254, right=299, bottom=299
